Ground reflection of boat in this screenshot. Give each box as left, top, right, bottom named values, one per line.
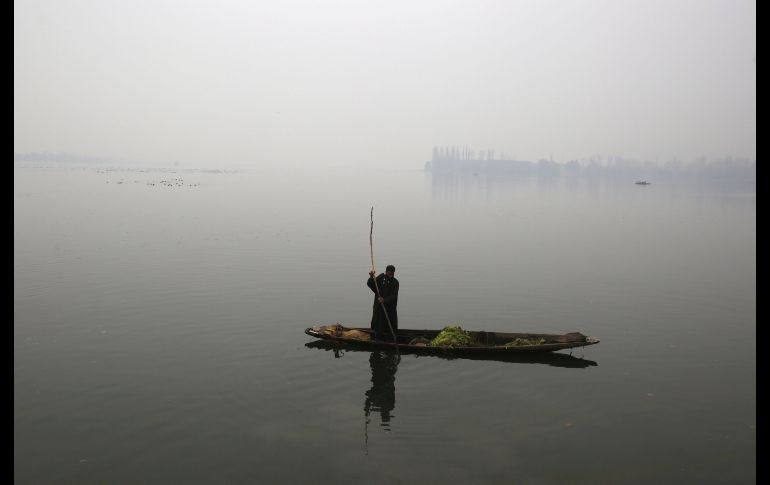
left=305, top=324, right=600, bottom=357
left=635, top=180, right=651, bottom=185
left=305, top=341, right=598, bottom=368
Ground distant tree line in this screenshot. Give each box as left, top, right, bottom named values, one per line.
left=427, top=148, right=755, bottom=183
left=432, top=145, right=516, bottom=162
left=14, top=152, right=111, bottom=164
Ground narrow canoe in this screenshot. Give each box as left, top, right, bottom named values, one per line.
left=305, top=323, right=599, bottom=355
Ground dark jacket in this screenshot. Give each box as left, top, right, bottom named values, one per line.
left=367, top=273, right=399, bottom=338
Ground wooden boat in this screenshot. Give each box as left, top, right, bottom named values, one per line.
left=305, top=323, right=599, bottom=356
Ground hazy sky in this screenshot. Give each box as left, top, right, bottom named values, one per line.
left=14, top=0, right=755, bottom=168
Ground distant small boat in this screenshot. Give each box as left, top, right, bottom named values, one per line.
left=635, top=180, right=651, bottom=185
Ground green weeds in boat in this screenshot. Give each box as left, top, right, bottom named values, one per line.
left=429, top=326, right=475, bottom=347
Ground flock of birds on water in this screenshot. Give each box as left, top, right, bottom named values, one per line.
left=106, top=177, right=200, bottom=187
left=96, top=169, right=203, bottom=188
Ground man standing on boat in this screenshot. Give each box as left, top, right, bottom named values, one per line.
left=367, top=265, right=399, bottom=341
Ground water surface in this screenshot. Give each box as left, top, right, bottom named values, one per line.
left=14, top=165, right=755, bottom=484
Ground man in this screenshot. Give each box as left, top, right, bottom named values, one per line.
left=367, top=265, right=399, bottom=341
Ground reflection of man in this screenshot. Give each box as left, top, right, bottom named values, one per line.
left=366, top=265, right=399, bottom=341
left=364, top=351, right=398, bottom=427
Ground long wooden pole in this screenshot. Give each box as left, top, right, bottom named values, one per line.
left=369, top=207, right=399, bottom=354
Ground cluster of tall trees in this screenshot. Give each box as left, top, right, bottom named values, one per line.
left=431, top=146, right=513, bottom=162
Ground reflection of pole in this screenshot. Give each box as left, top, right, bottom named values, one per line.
left=369, top=207, right=399, bottom=358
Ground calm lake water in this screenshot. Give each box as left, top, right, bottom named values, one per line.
left=14, top=164, right=755, bottom=484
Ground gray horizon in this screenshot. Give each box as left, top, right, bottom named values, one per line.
left=14, top=0, right=756, bottom=169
